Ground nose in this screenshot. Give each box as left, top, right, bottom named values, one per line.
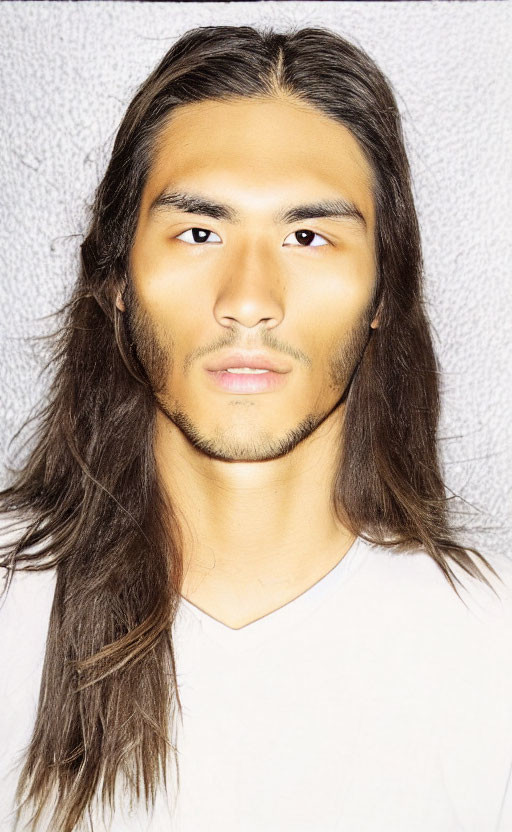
left=213, top=237, right=285, bottom=330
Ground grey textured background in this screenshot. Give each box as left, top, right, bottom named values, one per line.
left=0, top=1, right=510, bottom=556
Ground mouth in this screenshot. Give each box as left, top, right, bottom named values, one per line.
left=205, top=368, right=290, bottom=394
left=205, top=350, right=291, bottom=374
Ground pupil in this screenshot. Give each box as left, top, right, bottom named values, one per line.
left=193, top=228, right=209, bottom=242
left=297, top=230, right=314, bottom=245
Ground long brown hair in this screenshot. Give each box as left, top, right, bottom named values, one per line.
left=1, top=24, right=501, bottom=832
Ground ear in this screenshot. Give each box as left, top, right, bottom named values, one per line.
left=370, top=297, right=382, bottom=330
left=115, top=277, right=127, bottom=312
left=115, top=290, right=126, bottom=313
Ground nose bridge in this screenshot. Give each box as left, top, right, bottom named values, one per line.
left=213, top=232, right=284, bottom=328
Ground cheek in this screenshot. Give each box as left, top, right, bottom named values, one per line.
left=299, top=279, right=372, bottom=357
left=295, top=242, right=375, bottom=317
left=132, top=273, right=198, bottom=346
left=132, top=232, right=184, bottom=307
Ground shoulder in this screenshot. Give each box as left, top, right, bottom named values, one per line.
left=0, top=513, right=56, bottom=699
left=352, top=539, right=512, bottom=726
left=358, top=536, right=512, bottom=641
left=0, top=510, right=57, bottom=610
left=0, top=516, right=57, bottom=831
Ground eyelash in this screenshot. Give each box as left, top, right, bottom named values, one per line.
left=175, top=227, right=329, bottom=247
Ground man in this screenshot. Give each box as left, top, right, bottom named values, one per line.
left=1, top=23, right=511, bottom=832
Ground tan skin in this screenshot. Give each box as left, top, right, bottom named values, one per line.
left=117, top=94, right=379, bottom=629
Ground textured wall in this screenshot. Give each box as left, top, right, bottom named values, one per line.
left=0, top=1, right=510, bottom=554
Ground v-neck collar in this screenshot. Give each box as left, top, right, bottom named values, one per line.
left=175, top=535, right=368, bottom=652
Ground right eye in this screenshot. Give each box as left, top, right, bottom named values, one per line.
left=176, top=227, right=222, bottom=244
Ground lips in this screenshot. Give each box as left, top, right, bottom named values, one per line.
left=205, top=368, right=289, bottom=394
left=205, top=351, right=291, bottom=373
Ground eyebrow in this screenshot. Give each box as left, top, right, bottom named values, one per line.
left=148, top=188, right=367, bottom=230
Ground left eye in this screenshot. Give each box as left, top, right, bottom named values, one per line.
left=283, top=229, right=329, bottom=247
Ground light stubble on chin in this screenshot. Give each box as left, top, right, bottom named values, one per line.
left=122, top=278, right=372, bottom=462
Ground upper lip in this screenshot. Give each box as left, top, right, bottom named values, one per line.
left=206, top=351, right=291, bottom=373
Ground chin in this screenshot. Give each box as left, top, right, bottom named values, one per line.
left=160, top=400, right=327, bottom=463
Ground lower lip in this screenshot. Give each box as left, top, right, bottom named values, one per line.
left=206, top=370, right=289, bottom=393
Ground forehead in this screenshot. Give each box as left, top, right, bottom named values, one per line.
left=142, top=95, right=375, bottom=228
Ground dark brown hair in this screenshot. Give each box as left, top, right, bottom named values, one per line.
left=0, top=24, right=500, bottom=832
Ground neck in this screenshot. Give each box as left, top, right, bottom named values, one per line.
left=155, top=405, right=354, bottom=621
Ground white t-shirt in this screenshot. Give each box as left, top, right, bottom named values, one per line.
left=1, top=530, right=512, bottom=832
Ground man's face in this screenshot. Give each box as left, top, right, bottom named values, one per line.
left=124, top=95, right=377, bottom=462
